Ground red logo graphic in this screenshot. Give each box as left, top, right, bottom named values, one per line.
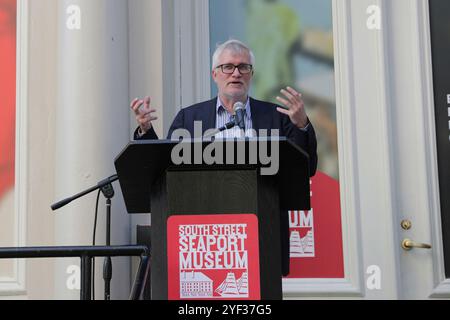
left=289, top=210, right=315, bottom=258
left=167, top=214, right=260, bottom=300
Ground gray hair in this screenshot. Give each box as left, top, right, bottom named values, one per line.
left=211, top=39, right=255, bottom=71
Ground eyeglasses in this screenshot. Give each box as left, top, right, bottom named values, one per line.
left=216, top=64, right=253, bottom=75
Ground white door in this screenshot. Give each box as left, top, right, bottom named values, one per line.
left=335, top=0, right=450, bottom=299
left=392, top=0, right=450, bottom=299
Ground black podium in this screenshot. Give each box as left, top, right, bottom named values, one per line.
left=114, top=138, right=310, bottom=300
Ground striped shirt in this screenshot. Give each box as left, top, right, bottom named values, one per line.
left=215, top=98, right=255, bottom=138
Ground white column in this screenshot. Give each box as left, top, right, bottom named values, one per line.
left=54, top=0, right=130, bottom=300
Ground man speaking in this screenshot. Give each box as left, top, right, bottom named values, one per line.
left=130, top=39, right=317, bottom=276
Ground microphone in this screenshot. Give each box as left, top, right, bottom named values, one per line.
left=233, top=102, right=246, bottom=130
left=203, top=120, right=235, bottom=139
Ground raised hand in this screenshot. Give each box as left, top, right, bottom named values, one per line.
left=130, top=96, right=158, bottom=135
left=276, top=86, right=309, bottom=129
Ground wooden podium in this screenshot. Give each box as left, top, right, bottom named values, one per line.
left=114, top=138, right=310, bottom=300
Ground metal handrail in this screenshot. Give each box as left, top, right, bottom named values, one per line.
left=0, top=245, right=150, bottom=300
left=129, top=254, right=151, bottom=300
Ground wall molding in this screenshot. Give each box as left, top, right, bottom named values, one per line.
left=173, top=0, right=211, bottom=110
left=0, top=0, right=28, bottom=296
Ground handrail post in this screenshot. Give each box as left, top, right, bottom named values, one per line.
left=80, top=255, right=92, bottom=300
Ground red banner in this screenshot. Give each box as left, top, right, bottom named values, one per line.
left=0, top=0, right=16, bottom=199
left=286, top=171, right=344, bottom=278
left=167, top=214, right=261, bottom=300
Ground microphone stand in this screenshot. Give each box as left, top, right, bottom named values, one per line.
left=51, top=174, right=119, bottom=300
left=101, top=182, right=114, bottom=300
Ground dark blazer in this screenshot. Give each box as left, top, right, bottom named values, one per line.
left=136, top=97, right=318, bottom=276
left=137, top=97, right=317, bottom=175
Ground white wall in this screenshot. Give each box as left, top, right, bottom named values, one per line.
left=2, top=0, right=180, bottom=300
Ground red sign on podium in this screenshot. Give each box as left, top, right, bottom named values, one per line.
left=167, top=214, right=261, bottom=300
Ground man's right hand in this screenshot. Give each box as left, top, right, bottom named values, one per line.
left=131, top=97, right=158, bottom=135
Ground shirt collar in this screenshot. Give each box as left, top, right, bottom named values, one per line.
left=216, top=97, right=251, bottom=119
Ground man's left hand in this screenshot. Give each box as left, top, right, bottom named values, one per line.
left=276, top=86, right=309, bottom=129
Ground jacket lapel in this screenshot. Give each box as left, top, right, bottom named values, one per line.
left=203, top=97, right=218, bottom=132
left=250, top=98, right=271, bottom=132
left=204, top=98, right=217, bottom=131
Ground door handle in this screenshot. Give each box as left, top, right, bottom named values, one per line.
left=401, top=239, right=432, bottom=251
